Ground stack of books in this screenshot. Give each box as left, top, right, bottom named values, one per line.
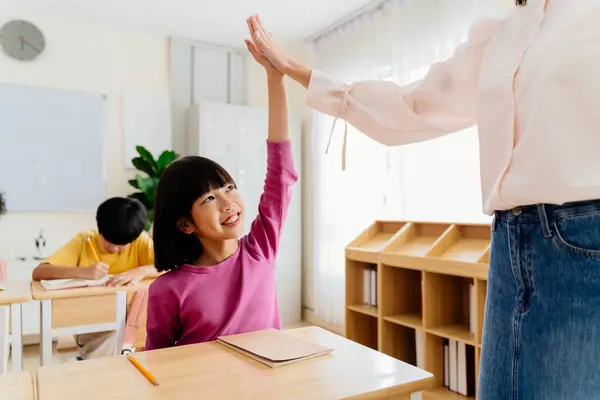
left=362, top=266, right=377, bottom=307
left=442, top=281, right=477, bottom=396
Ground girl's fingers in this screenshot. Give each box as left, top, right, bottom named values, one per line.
left=252, top=31, right=267, bottom=53
left=245, top=39, right=262, bottom=62
left=251, top=16, right=266, bottom=42
left=256, top=15, right=267, bottom=36
left=256, top=16, right=271, bottom=45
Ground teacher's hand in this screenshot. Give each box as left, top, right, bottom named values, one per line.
left=246, top=15, right=292, bottom=74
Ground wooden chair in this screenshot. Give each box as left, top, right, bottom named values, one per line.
left=122, top=288, right=148, bottom=353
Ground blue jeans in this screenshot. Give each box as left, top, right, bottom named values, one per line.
left=478, top=200, right=600, bottom=399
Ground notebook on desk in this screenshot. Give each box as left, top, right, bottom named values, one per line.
left=40, top=275, right=111, bottom=291
left=217, top=328, right=333, bottom=368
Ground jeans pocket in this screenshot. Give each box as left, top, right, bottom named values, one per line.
left=553, top=212, right=600, bottom=259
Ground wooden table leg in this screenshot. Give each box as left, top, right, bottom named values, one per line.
left=0, top=305, right=8, bottom=374
left=40, top=299, right=53, bottom=366
left=10, top=303, right=22, bottom=372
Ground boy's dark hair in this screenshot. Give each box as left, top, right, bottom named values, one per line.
left=96, top=197, right=147, bottom=245
left=0, top=192, right=6, bottom=216
left=153, top=156, right=235, bottom=272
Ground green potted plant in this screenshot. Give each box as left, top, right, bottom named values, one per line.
left=128, top=146, right=179, bottom=231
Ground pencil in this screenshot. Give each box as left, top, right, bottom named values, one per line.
left=86, top=236, right=100, bottom=263
left=127, top=354, right=159, bottom=386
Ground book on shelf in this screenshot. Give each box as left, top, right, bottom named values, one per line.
left=362, top=266, right=377, bottom=307
left=369, top=267, right=377, bottom=306
left=449, top=339, right=458, bottom=392
left=363, top=267, right=371, bottom=305
left=415, top=329, right=424, bottom=369
left=469, top=282, right=476, bottom=335
left=444, top=341, right=449, bottom=388
left=457, top=341, right=475, bottom=396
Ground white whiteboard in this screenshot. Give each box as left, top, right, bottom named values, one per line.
left=0, top=84, right=106, bottom=212
left=123, top=94, right=172, bottom=168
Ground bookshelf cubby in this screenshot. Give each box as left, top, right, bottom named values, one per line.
left=424, top=272, right=475, bottom=345
left=346, top=308, right=378, bottom=350
left=381, top=321, right=418, bottom=366
left=345, top=221, right=490, bottom=399
left=381, top=265, right=422, bottom=329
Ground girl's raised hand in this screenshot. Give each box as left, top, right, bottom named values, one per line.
left=246, top=15, right=291, bottom=74
left=244, top=36, right=282, bottom=78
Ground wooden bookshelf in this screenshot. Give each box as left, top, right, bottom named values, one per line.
left=345, top=221, right=490, bottom=399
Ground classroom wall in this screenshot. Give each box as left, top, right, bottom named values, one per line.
left=0, top=12, right=169, bottom=259
left=246, top=44, right=317, bottom=313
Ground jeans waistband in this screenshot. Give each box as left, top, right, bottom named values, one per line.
left=494, top=199, right=600, bottom=238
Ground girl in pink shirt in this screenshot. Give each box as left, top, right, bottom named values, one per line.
left=145, top=38, right=297, bottom=350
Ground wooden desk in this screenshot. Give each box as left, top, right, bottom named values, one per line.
left=31, top=280, right=153, bottom=366
left=37, top=326, right=434, bottom=400
left=0, top=281, right=31, bottom=374
left=0, top=371, right=34, bottom=400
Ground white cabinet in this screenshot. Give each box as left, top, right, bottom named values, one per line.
left=170, top=39, right=246, bottom=157
left=192, top=46, right=229, bottom=104
left=186, top=102, right=302, bottom=326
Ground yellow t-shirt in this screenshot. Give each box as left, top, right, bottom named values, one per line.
left=43, top=230, right=154, bottom=274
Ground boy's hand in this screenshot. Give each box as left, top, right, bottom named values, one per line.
left=245, top=36, right=283, bottom=78
left=106, top=269, right=145, bottom=287
left=80, top=262, right=109, bottom=280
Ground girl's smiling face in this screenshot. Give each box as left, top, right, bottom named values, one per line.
left=178, top=184, right=245, bottom=241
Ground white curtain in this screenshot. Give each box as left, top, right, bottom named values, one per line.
left=308, top=0, right=512, bottom=326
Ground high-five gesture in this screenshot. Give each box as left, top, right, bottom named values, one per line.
left=246, top=15, right=290, bottom=73
left=244, top=36, right=281, bottom=77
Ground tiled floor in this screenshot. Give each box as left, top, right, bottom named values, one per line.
left=8, top=342, right=79, bottom=373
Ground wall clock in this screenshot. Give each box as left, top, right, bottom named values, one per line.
left=0, top=20, right=45, bottom=61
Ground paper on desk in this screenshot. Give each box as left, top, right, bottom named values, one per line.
left=40, top=275, right=111, bottom=291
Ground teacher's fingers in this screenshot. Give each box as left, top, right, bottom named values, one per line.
left=256, top=15, right=268, bottom=37
left=246, top=17, right=255, bottom=37
left=250, top=16, right=267, bottom=44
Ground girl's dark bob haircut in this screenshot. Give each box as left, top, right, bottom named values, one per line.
left=153, top=156, right=235, bottom=272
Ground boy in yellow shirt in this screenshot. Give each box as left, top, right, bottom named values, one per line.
left=32, top=197, right=158, bottom=359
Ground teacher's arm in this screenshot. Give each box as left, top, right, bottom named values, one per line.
left=248, top=15, right=502, bottom=146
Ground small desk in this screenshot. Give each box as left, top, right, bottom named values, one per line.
left=37, top=326, right=435, bottom=399
left=0, top=371, right=34, bottom=400
left=0, top=281, right=31, bottom=374
left=31, top=280, right=152, bottom=366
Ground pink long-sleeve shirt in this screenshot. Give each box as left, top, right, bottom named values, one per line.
left=307, top=0, right=600, bottom=214
left=145, top=140, right=298, bottom=350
